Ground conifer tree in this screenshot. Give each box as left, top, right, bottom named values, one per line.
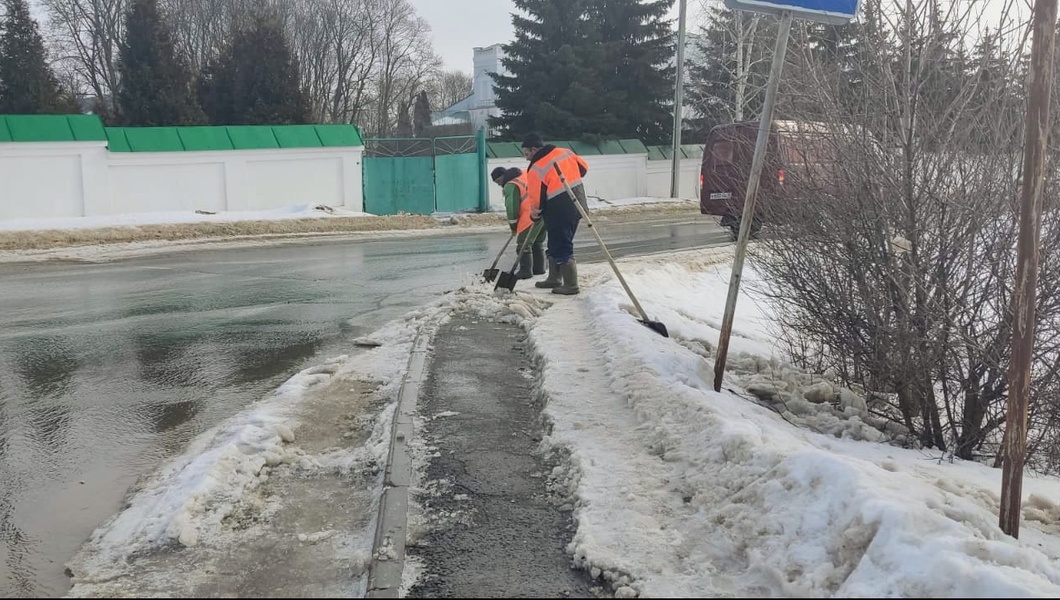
left=491, top=0, right=603, bottom=140
left=0, top=0, right=76, bottom=114
left=197, top=14, right=309, bottom=125
left=493, top=0, right=679, bottom=143
left=117, top=0, right=203, bottom=126
left=413, top=90, right=431, bottom=137
left=586, top=0, right=674, bottom=144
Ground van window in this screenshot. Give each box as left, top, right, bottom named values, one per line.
left=711, top=140, right=734, bottom=165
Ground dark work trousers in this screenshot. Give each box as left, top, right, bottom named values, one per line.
left=543, top=192, right=582, bottom=265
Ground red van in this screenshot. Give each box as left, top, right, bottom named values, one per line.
left=700, top=120, right=837, bottom=239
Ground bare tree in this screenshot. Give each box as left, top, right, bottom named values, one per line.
left=429, top=68, right=472, bottom=112
left=368, top=0, right=439, bottom=136
left=41, top=0, right=128, bottom=106
left=749, top=0, right=1060, bottom=470
left=289, top=0, right=381, bottom=124
left=687, top=0, right=774, bottom=131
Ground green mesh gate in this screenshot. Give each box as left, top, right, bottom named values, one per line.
left=362, top=131, right=487, bottom=216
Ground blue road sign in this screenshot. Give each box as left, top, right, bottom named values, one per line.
left=724, top=0, right=859, bottom=24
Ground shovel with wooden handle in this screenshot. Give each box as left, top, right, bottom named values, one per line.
left=553, top=164, right=669, bottom=338
left=494, top=220, right=545, bottom=292
left=483, top=230, right=517, bottom=283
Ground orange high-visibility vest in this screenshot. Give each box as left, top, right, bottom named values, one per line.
left=511, top=174, right=538, bottom=233
left=528, top=148, right=588, bottom=201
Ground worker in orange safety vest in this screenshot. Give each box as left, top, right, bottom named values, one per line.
left=491, top=166, right=546, bottom=279
left=521, top=132, right=589, bottom=295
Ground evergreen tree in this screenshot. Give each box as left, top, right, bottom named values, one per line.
left=491, top=0, right=603, bottom=140
left=0, top=0, right=76, bottom=114
left=413, top=90, right=431, bottom=137
left=117, top=0, right=203, bottom=126
left=197, top=14, right=309, bottom=125
left=492, top=0, right=677, bottom=143
left=585, top=0, right=674, bottom=144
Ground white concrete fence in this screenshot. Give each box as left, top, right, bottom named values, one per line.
left=486, top=154, right=701, bottom=211
left=0, top=141, right=699, bottom=222
left=0, top=140, right=364, bottom=220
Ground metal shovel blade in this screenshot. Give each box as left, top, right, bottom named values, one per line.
left=639, top=319, right=669, bottom=338
left=495, top=271, right=519, bottom=292
left=483, top=268, right=500, bottom=283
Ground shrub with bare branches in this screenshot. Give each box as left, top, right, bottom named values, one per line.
left=748, top=0, right=1060, bottom=473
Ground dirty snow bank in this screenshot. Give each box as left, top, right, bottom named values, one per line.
left=529, top=248, right=1060, bottom=597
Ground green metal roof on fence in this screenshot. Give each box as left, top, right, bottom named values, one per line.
left=0, top=114, right=107, bottom=142
left=486, top=138, right=658, bottom=159
left=0, top=115, right=364, bottom=151
left=645, top=144, right=706, bottom=160
left=106, top=123, right=364, bottom=152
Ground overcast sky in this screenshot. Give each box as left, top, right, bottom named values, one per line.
left=408, top=0, right=695, bottom=73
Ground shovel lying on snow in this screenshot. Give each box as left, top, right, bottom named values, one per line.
left=495, top=221, right=545, bottom=292
left=483, top=230, right=517, bottom=283
left=553, top=164, right=669, bottom=338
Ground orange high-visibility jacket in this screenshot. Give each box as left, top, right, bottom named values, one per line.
left=510, top=173, right=538, bottom=233
left=527, top=148, right=589, bottom=209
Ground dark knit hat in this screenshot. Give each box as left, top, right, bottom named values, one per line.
left=490, top=167, right=507, bottom=182
left=521, top=132, right=544, bottom=149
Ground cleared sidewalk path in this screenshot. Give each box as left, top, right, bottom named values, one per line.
left=406, top=315, right=593, bottom=598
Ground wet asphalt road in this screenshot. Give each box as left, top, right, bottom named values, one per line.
left=0, top=214, right=728, bottom=597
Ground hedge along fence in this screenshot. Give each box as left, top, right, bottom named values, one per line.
left=0, top=115, right=367, bottom=220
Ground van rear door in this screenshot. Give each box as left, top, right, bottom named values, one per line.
left=700, top=128, right=747, bottom=217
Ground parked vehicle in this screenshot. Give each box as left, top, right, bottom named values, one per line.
left=699, top=120, right=840, bottom=240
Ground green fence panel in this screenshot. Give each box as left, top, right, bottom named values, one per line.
left=363, top=156, right=436, bottom=215
left=178, top=127, right=234, bottom=151
left=105, top=128, right=131, bottom=152
left=435, top=153, right=481, bottom=213
left=5, top=115, right=74, bottom=142
left=0, top=118, right=11, bottom=142
left=68, top=115, right=107, bottom=141
left=272, top=125, right=322, bottom=148
left=315, top=124, right=363, bottom=147
left=646, top=146, right=667, bottom=161
left=124, top=127, right=184, bottom=152
left=228, top=126, right=279, bottom=150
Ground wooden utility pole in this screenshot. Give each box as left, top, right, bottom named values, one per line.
left=1000, top=0, right=1058, bottom=539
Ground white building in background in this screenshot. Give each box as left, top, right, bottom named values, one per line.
left=433, top=44, right=508, bottom=133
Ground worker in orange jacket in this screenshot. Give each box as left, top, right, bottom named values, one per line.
left=521, top=132, right=589, bottom=295
left=491, top=166, right=546, bottom=279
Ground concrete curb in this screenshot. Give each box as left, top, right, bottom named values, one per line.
left=367, top=331, right=431, bottom=598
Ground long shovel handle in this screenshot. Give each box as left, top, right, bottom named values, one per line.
left=554, top=165, right=651, bottom=322
left=489, top=231, right=517, bottom=270
left=503, top=220, right=545, bottom=274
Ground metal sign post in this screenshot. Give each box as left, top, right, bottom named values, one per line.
left=713, top=11, right=793, bottom=392
left=670, top=0, right=689, bottom=199
left=1000, top=0, right=1058, bottom=539
left=712, top=0, right=860, bottom=393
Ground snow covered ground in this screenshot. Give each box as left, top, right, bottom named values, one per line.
left=0, top=203, right=372, bottom=233
left=65, top=242, right=1060, bottom=598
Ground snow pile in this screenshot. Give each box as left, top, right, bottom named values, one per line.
left=65, top=275, right=544, bottom=591
left=529, top=249, right=1060, bottom=597
left=73, top=358, right=344, bottom=557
